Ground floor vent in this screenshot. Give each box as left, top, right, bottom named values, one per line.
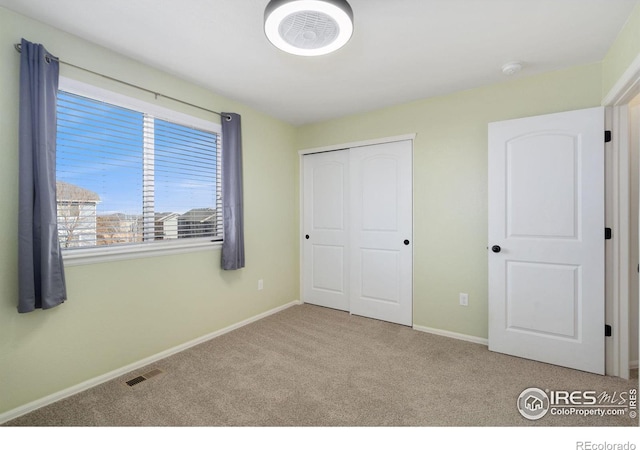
left=125, top=368, right=163, bottom=387
left=125, top=376, right=146, bottom=387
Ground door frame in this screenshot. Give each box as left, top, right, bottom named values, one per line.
left=602, top=52, right=640, bottom=378
left=298, top=133, right=417, bottom=318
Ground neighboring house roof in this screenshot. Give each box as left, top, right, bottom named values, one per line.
left=56, top=181, right=100, bottom=203
left=179, top=208, right=216, bottom=222
left=155, top=212, right=180, bottom=222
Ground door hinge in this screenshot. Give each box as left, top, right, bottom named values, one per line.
left=605, top=324, right=612, bottom=337
left=605, top=130, right=612, bottom=143
left=605, top=228, right=612, bottom=240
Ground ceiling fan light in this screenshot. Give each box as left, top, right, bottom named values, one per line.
left=264, top=0, right=353, bottom=56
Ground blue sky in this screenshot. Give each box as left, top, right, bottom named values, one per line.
left=56, top=91, right=217, bottom=216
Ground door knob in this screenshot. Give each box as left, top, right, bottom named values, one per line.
left=305, top=234, right=309, bottom=239
left=404, top=239, right=410, bottom=245
left=491, top=245, right=501, bottom=253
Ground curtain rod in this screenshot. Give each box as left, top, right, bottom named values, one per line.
left=14, top=43, right=231, bottom=121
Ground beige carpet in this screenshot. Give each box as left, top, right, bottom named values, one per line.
left=4, top=304, right=638, bottom=426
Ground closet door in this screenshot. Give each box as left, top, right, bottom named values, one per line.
left=349, top=141, right=413, bottom=326
left=302, top=150, right=350, bottom=311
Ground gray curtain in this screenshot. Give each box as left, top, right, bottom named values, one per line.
left=221, top=113, right=245, bottom=270
left=18, top=38, right=67, bottom=313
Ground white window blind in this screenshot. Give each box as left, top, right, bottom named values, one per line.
left=56, top=89, right=222, bottom=251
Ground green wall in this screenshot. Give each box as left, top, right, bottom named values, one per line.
left=0, top=7, right=298, bottom=415
left=295, top=63, right=604, bottom=339
left=602, top=0, right=640, bottom=98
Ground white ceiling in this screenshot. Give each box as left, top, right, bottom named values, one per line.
left=1, top=0, right=638, bottom=125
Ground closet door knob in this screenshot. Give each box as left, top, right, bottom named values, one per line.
left=404, top=239, right=410, bottom=245
left=305, top=234, right=310, bottom=240
left=491, top=245, right=501, bottom=253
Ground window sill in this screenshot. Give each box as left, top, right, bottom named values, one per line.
left=62, top=239, right=222, bottom=266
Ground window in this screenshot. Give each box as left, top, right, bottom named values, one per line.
left=55, top=79, right=222, bottom=261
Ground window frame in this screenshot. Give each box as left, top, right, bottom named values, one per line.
left=57, top=77, right=223, bottom=266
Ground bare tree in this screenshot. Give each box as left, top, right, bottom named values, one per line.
left=97, top=213, right=143, bottom=245
left=56, top=181, right=100, bottom=248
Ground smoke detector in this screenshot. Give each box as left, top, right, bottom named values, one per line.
left=264, top=0, right=354, bottom=56
left=502, top=62, right=523, bottom=76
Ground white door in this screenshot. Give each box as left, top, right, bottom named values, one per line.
left=488, top=107, right=605, bottom=374
left=349, top=141, right=413, bottom=326
left=303, top=150, right=350, bottom=311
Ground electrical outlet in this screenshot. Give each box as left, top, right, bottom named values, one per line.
left=258, top=279, right=264, bottom=291
left=459, top=293, right=469, bottom=306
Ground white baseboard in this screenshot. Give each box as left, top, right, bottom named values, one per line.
left=413, top=324, right=489, bottom=346
left=0, top=300, right=302, bottom=425
left=413, top=326, right=639, bottom=374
